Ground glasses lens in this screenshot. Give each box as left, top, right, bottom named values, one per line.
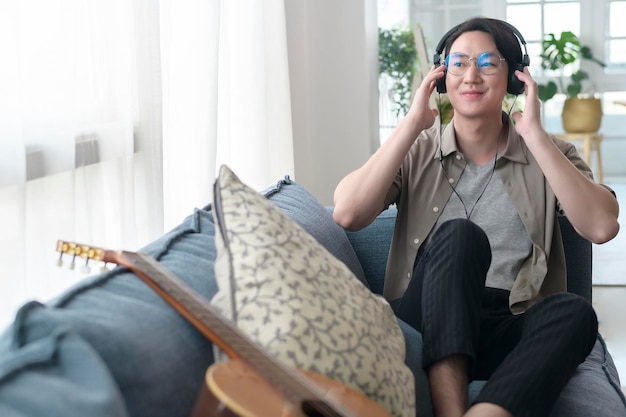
left=476, top=52, right=502, bottom=75
left=445, top=53, right=469, bottom=76
left=445, top=52, right=503, bottom=75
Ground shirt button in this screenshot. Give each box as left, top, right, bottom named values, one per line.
left=433, top=207, right=439, bottom=212
left=449, top=178, right=455, bottom=184
left=413, top=238, right=419, bottom=244
left=456, top=154, right=462, bottom=160
left=407, top=272, right=411, bottom=279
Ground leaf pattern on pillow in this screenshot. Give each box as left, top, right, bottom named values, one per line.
left=211, top=165, right=415, bottom=417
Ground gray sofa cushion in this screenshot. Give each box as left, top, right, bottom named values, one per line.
left=470, top=335, right=626, bottom=417
left=550, top=335, right=626, bottom=416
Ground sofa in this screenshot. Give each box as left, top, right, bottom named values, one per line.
left=0, top=170, right=624, bottom=417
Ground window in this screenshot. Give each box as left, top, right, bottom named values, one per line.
left=506, top=1, right=580, bottom=77
left=505, top=1, right=626, bottom=96
left=607, top=0, right=626, bottom=71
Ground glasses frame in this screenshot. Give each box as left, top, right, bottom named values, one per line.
left=445, top=51, right=506, bottom=76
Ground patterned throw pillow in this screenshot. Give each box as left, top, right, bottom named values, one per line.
left=210, top=165, right=415, bottom=417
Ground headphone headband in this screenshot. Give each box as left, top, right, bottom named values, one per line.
left=433, top=26, right=463, bottom=66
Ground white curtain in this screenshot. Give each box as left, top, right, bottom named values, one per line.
left=0, top=0, right=294, bottom=328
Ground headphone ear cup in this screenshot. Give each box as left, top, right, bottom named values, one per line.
left=507, top=63, right=525, bottom=95
left=436, top=65, right=447, bottom=94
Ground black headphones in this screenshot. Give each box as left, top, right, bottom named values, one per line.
left=433, top=20, right=530, bottom=95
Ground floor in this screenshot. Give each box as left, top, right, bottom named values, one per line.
left=590, top=179, right=626, bottom=393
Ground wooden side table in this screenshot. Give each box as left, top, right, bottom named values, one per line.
left=553, top=132, right=604, bottom=183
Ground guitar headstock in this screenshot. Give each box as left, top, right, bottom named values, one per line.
left=56, top=240, right=112, bottom=273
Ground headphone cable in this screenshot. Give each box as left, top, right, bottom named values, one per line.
left=438, top=95, right=500, bottom=220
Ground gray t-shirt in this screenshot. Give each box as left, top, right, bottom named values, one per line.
left=433, top=157, right=532, bottom=290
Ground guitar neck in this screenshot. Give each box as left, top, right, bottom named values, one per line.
left=109, top=250, right=353, bottom=417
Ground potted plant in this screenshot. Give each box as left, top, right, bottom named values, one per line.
left=378, top=27, right=418, bottom=117
left=537, top=31, right=606, bottom=133
left=379, top=27, right=457, bottom=125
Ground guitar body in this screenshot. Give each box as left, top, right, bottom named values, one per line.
left=192, top=359, right=390, bottom=417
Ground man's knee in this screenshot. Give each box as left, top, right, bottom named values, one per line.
left=530, top=293, right=598, bottom=346
left=539, top=293, right=597, bottom=322
left=428, top=219, right=492, bottom=273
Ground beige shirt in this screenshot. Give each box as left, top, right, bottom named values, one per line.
left=382, top=113, right=593, bottom=314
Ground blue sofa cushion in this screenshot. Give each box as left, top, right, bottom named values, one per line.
left=344, top=206, right=398, bottom=295
left=0, top=316, right=128, bottom=417
left=263, top=175, right=368, bottom=288
left=0, top=210, right=218, bottom=417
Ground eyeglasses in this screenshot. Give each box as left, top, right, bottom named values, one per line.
left=445, top=52, right=506, bottom=76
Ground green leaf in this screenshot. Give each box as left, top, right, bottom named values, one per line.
left=541, top=31, right=581, bottom=70
left=538, top=81, right=558, bottom=102
left=567, top=83, right=582, bottom=97
left=571, top=71, right=588, bottom=84
left=580, top=45, right=607, bottom=68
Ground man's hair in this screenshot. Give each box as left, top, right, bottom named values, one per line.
left=442, top=17, right=524, bottom=73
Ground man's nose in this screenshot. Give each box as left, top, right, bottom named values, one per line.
left=463, top=61, right=482, bottom=80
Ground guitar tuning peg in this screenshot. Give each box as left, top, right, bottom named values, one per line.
left=57, top=257, right=64, bottom=267
left=80, top=257, right=91, bottom=274
left=69, top=253, right=78, bottom=270
left=100, top=263, right=110, bottom=273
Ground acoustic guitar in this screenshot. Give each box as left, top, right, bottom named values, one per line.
left=55, top=240, right=392, bottom=417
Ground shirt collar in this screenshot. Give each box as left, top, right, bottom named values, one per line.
left=499, top=112, right=528, bottom=164
left=434, top=120, right=459, bottom=160
left=435, top=111, right=528, bottom=165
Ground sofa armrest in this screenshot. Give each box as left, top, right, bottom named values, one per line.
left=344, top=207, right=397, bottom=295
left=558, top=214, right=592, bottom=302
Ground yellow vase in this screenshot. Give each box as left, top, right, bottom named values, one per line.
left=561, top=97, right=602, bottom=133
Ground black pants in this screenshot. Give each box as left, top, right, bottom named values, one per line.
left=392, top=218, right=598, bottom=417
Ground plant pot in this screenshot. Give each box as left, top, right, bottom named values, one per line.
left=561, top=97, right=602, bottom=133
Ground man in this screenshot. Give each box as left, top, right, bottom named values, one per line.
left=333, top=17, right=619, bottom=417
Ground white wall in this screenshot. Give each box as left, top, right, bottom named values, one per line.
left=285, top=0, right=379, bottom=205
